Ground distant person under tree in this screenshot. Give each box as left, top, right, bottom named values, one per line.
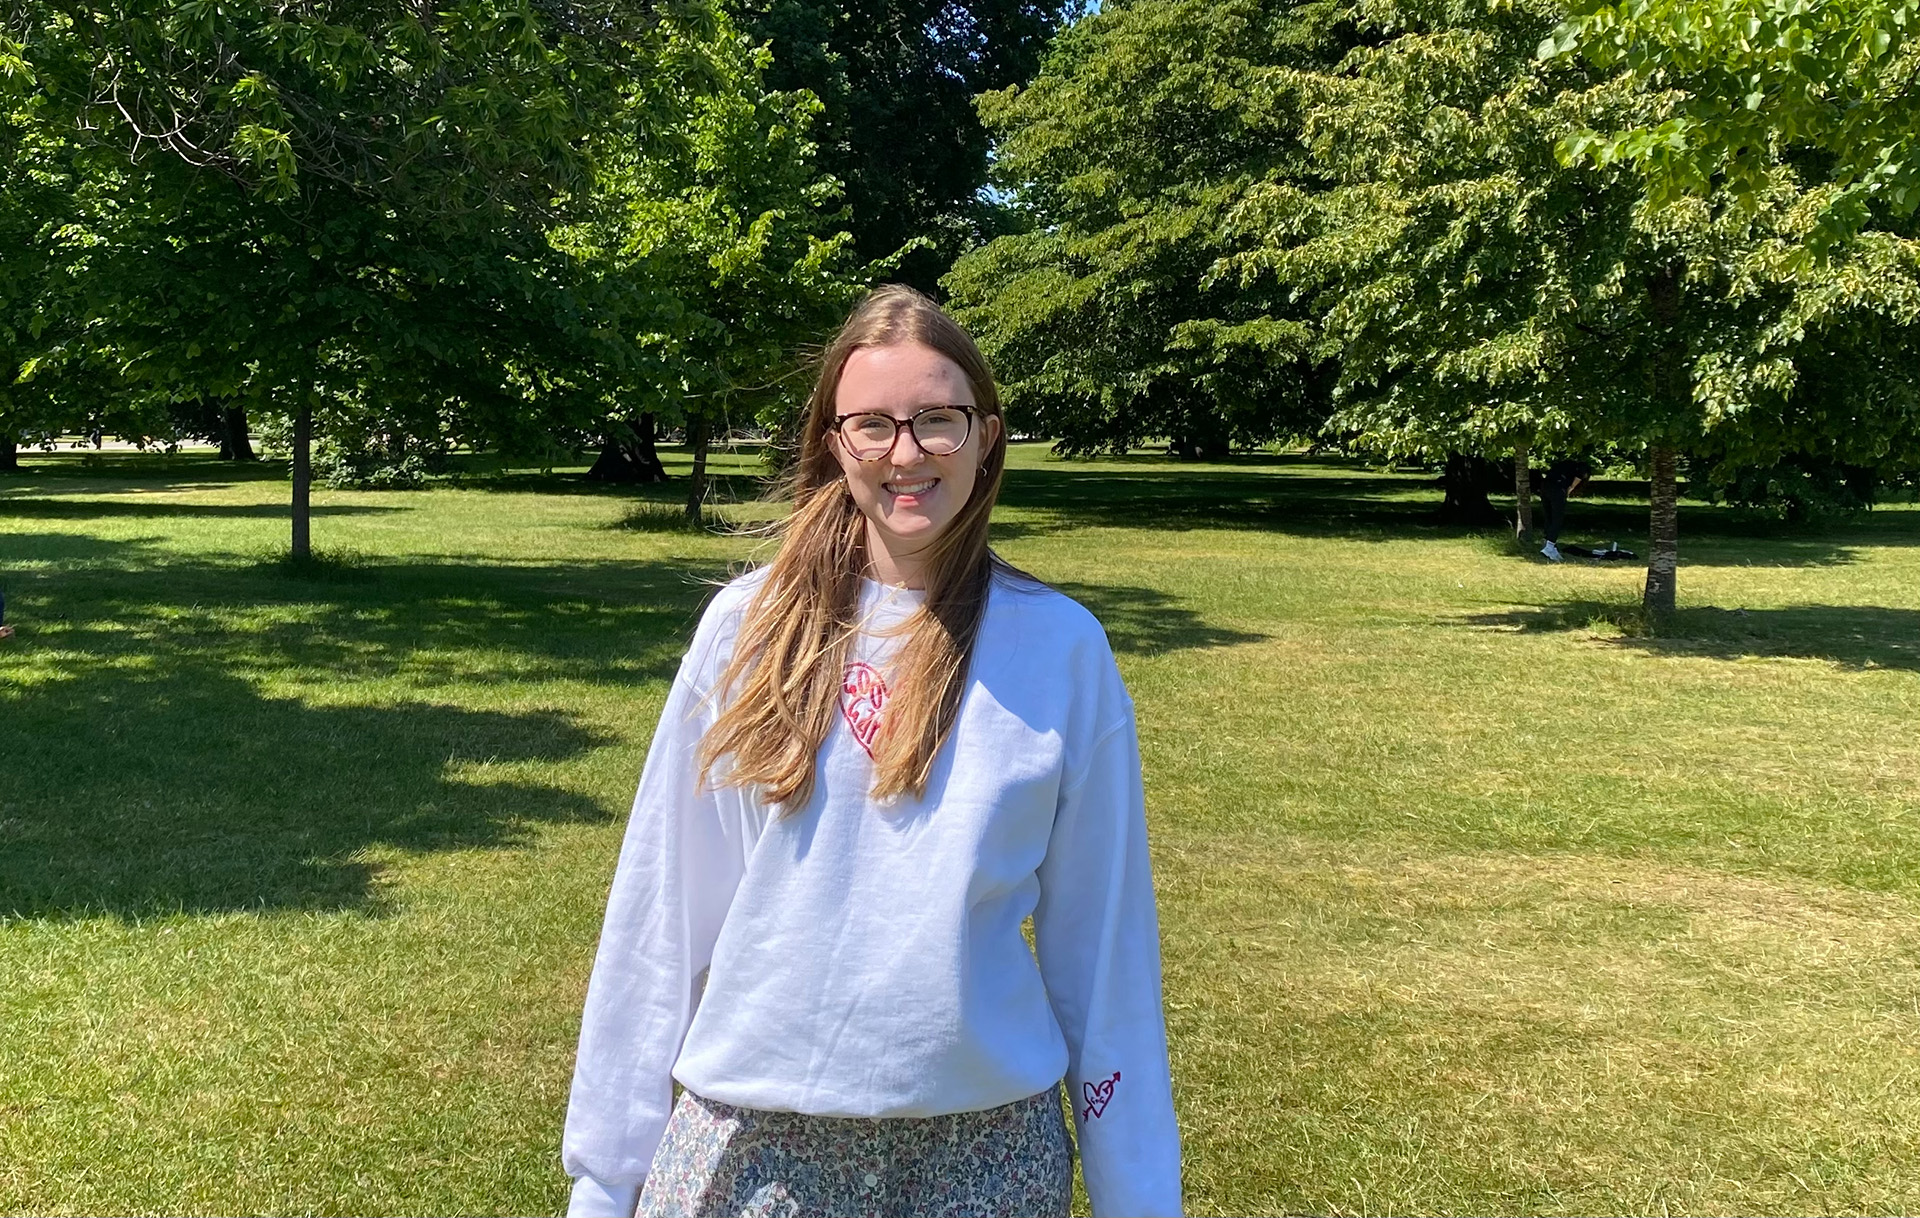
left=1540, top=456, right=1592, bottom=562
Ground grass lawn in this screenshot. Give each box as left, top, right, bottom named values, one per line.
left=3, top=444, right=1919, bottom=1216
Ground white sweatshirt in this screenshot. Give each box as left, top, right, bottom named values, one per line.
left=563, top=571, right=1183, bottom=1218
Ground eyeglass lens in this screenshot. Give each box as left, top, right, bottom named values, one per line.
left=840, top=409, right=971, bottom=459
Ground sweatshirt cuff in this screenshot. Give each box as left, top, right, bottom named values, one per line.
left=568, top=1174, right=640, bottom=1218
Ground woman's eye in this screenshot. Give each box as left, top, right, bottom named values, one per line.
left=852, top=418, right=895, bottom=439
left=918, top=410, right=963, bottom=431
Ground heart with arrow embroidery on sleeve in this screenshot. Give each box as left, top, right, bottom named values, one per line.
left=1081, top=1070, right=1121, bottom=1120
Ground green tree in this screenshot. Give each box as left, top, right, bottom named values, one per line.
left=4, top=0, right=731, bottom=554
left=548, top=29, right=861, bottom=520
left=951, top=0, right=1920, bottom=608
left=1544, top=0, right=1920, bottom=518
left=0, top=110, right=75, bottom=470
left=735, top=0, right=1069, bottom=288
left=944, top=0, right=1347, bottom=457
left=0, top=105, right=139, bottom=468
left=1219, top=0, right=1920, bottom=614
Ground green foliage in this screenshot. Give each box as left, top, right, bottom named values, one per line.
left=314, top=447, right=434, bottom=491
left=1220, top=0, right=1920, bottom=538
left=12, top=0, right=614, bottom=209
left=945, top=0, right=1348, bottom=456
left=736, top=0, right=1071, bottom=287
left=4, top=0, right=681, bottom=470
left=0, top=104, right=137, bottom=454
left=1548, top=0, right=1920, bottom=245
left=952, top=0, right=1920, bottom=597
left=1224, top=0, right=1683, bottom=460
left=1, top=0, right=861, bottom=513
left=1694, top=451, right=1889, bottom=520
left=542, top=25, right=863, bottom=475
left=1538, top=0, right=1920, bottom=522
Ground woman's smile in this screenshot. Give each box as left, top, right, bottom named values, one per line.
left=884, top=475, right=939, bottom=505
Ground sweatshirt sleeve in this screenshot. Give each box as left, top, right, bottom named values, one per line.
left=1033, top=687, right=1185, bottom=1218
left=561, top=611, right=750, bottom=1215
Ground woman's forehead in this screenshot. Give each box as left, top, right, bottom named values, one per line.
left=838, top=342, right=975, bottom=410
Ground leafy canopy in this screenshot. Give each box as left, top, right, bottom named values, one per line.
left=736, top=0, right=1071, bottom=286
left=945, top=0, right=1351, bottom=456
left=1, top=0, right=860, bottom=485
left=1546, top=0, right=1920, bottom=246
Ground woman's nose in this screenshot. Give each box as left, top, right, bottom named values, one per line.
left=887, top=425, right=926, bottom=465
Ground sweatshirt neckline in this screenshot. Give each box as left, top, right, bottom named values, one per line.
left=859, top=575, right=927, bottom=603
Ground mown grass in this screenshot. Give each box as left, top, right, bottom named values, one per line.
left=3, top=444, right=1919, bottom=1216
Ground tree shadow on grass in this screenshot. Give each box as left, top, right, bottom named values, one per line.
left=996, top=462, right=1438, bottom=541
left=16, top=451, right=1918, bottom=568
left=0, top=535, right=734, bottom=919
left=5, top=499, right=405, bottom=518
left=0, top=664, right=611, bottom=919
left=3, top=530, right=175, bottom=566
left=451, top=468, right=769, bottom=503
left=1526, top=497, right=1920, bottom=569
left=988, top=454, right=1920, bottom=567
left=1, top=497, right=402, bottom=520
left=1457, top=600, right=1920, bottom=671
left=2, top=533, right=729, bottom=688
left=0, top=453, right=290, bottom=494
left=1051, top=582, right=1267, bottom=656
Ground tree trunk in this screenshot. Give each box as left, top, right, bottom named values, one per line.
left=1168, top=420, right=1231, bottom=460
left=1512, top=438, right=1533, bottom=542
left=632, top=412, right=665, bottom=481
left=292, top=397, right=313, bottom=560
left=587, top=412, right=668, bottom=483
left=684, top=413, right=710, bottom=524
left=1642, top=262, right=1686, bottom=618
left=1166, top=395, right=1232, bottom=460
left=586, top=437, right=626, bottom=481
left=1643, top=444, right=1678, bottom=617
left=1437, top=452, right=1504, bottom=525
left=0, top=434, right=17, bottom=472
left=219, top=403, right=256, bottom=461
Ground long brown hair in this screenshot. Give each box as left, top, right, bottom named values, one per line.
left=696, top=284, right=1016, bottom=811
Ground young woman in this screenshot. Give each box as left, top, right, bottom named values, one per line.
left=562, top=286, right=1183, bottom=1218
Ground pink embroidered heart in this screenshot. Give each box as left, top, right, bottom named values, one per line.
left=1081, top=1070, right=1121, bottom=1121
left=840, top=661, right=889, bottom=758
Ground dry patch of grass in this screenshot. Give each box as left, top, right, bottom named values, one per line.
left=1161, top=841, right=1920, bottom=1215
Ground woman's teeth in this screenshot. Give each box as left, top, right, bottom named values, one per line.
left=886, top=478, right=938, bottom=495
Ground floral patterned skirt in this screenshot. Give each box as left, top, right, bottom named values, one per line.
left=635, top=1086, right=1073, bottom=1218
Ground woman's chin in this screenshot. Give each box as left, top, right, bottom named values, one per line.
left=873, top=512, right=949, bottom=548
